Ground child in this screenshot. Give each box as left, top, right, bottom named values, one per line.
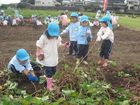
left=6, top=15, right=13, bottom=25
left=96, top=16, right=114, bottom=67
left=60, top=12, right=68, bottom=27
left=93, top=18, right=99, bottom=26
left=12, top=17, right=18, bottom=26
left=76, top=15, right=93, bottom=65
left=61, top=12, right=80, bottom=55
left=36, top=18, right=43, bottom=25
left=95, top=10, right=101, bottom=20
left=44, top=17, right=50, bottom=25
left=8, top=49, right=39, bottom=82
left=36, top=22, right=69, bottom=91
left=3, top=18, right=8, bottom=25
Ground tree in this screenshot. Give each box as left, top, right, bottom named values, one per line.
left=21, top=0, right=35, bottom=5
left=17, top=3, right=26, bottom=8
left=56, top=0, right=63, bottom=6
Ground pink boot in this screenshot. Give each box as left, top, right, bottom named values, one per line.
left=46, top=78, right=54, bottom=91
left=97, top=58, right=103, bottom=64
left=102, top=59, right=108, bottom=67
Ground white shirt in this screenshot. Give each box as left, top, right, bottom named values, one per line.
left=97, top=27, right=114, bottom=43
left=36, top=20, right=43, bottom=25
left=36, top=35, right=62, bottom=66
left=12, top=19, right=17, bottom=25
left=3, top=20, right=8, bottom=25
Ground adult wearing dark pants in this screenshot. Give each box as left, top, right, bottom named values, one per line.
left=8, top=49, right=39, bottom=82
left=96, top=16, right=114, bottom=67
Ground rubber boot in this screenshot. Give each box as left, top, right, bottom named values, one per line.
left=97, top=58, right=103, bottom=64
left=76, top=58, right=80, bottom=65
left=102, top=59, right=108, bottom=67
left=46, top=78, right=54, bottom=91
left=83, top=61, right=88, bottom=65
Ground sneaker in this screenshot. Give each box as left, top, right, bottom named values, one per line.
left=72, top=53, right=76, bottom=56
left=83, top=61, right=88, bottom=65
left=76, top=58, right=80, bottom=65
left=67, top=53, right=72, bottom=55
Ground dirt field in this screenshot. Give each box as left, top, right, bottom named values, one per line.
left=0, top=23, right=140, bottom=94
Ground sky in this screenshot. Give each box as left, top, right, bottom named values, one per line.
left=0, top=0, right=20, bottom=5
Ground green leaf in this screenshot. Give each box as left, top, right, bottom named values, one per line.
left=132, top=65, right=140, bottom=68
left=20, top=99, right=31, bottom=105
left=39, top=75, right=46, bottom=84
left=41, top=96, right=49, bottom=101
left=64, top=64, right=69, bottom=68
left=62, top=90, right=75, bottom=96
left=124, top=74, right=131, bottom=77
left=118, top=88, right=124, bottom=92
left=52, top=98, right=64, bottom=105
left=120, top=100, right=130, bottom=105
left=108, top=60, right=117, bottom=66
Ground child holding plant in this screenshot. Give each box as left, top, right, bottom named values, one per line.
left=96, top=16, right=114, bottom=67
left=76, top=15, right=93, bottom=65
left=36, top=22, right=69, bottom=91
left=8, top=49, right=39, bottom=82
left=60, top=12, right=80, bottom=56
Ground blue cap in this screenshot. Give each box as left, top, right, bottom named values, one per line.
left=19, top=15, right=23, bottom=19
left=45, top=17, right=49, bottom=20
left=70, top=12, right=78, bottom=18
left=16, top=49, right=30, bottom=61
left=80, top=15, right=89, bottom=22
left=106, top=11, right=110, bottom=14
left=31, top=15, right=34, bottom=17
left=47, top=22, right=60, bottom=36
left=1, top=10, right=4, bottom=12
left=99, top=16, right=113, bottom=29
left=65, top=10, right=68, bottom=12
left=97, top=10, right=101, bottom=13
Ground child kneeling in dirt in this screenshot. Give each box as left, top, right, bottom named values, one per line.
left=36, top=22, right=69, bottom=91
left=96, top=16, right=114, bottom=67
left=8, top=49, right=41, bottom=82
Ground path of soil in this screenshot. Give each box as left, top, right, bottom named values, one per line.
left=0, top=23, right=140, bottom=94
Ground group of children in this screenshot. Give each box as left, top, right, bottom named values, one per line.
left=8, top=11, right=114, bottom=91
left=0, top=9, right=24, bottom=26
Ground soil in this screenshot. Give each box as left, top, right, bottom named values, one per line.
left=0, top=22, right=140, bottom=95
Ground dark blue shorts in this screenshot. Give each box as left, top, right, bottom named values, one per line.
left=44, top=66, right=57, bottom=78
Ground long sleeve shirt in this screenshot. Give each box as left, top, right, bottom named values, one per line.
left=36, top=35, right=62, bottom=66
left=8, top=56, right=33, bottom=73
left=77, top=25, right=93, bottom=44
left=97, top=27, right=114, bottom=43
left=62, top=22, right=80, bottom=41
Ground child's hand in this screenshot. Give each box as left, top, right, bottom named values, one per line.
left=64, top=42, right=70, bottom=48
left=86, top=30, right=91, bottom=34
left=96, top=36, right=101, bottom=42
left=36, top=53, right=44, bottom=61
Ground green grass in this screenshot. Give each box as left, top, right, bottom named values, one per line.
left=117, top=16, right=140, bottom=31
left=4, top=10, right=140, bottom=30
left=4, top=10, right=96, bottom=18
